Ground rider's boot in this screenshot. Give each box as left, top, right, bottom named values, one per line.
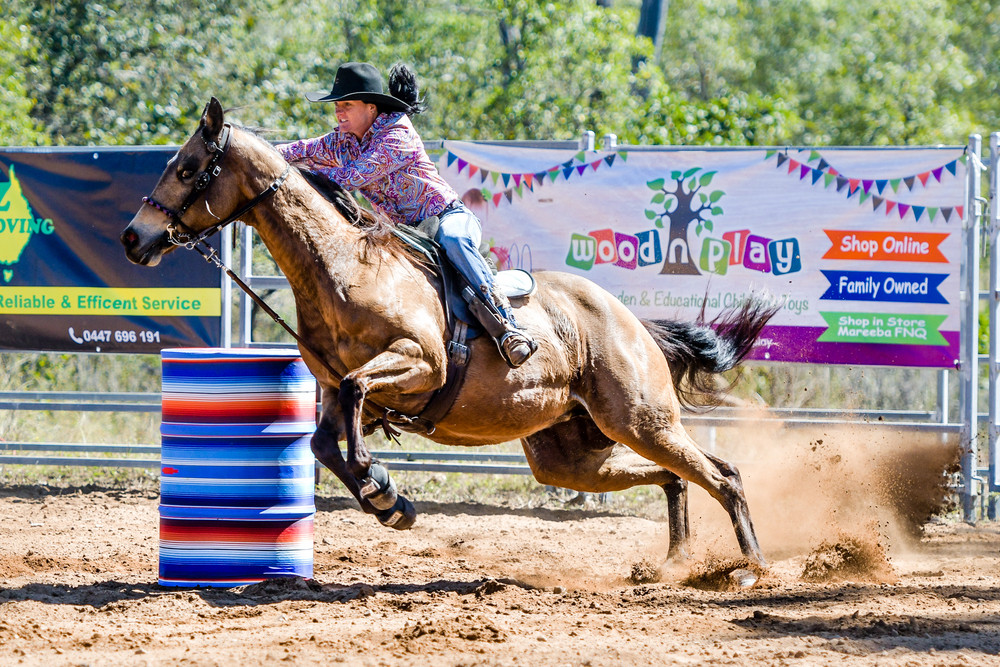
left=462, top=287, right=538, bottom=368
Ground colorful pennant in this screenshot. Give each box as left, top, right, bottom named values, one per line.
left=443, top=149, right=628, bottom=208
left=765, top=149, right=965, bottom=223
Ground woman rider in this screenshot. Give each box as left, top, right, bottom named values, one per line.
left=277, top=62, right=537, bottom=368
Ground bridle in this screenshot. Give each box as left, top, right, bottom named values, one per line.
left=138, top=122, right=433, bottom=438
left=142, top=123, right=291, bottom=252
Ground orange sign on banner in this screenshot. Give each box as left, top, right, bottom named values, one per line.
left=822, top=230, right=949, bottom=263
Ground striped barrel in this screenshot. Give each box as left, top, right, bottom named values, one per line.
left=158, top=348, right=316, bottom=587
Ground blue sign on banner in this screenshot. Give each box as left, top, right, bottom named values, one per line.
left=0, top=147, right=222, bottom=352
left=819, top=270, right=948, bottom=304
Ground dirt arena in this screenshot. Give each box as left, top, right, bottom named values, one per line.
left=2, top=423, right=999, bottom=666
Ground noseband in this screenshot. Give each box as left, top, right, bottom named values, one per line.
left=141, top=123, right=290, bottom=249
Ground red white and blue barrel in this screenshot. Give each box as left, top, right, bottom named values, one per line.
left=158, top=348, right=316, bottom=587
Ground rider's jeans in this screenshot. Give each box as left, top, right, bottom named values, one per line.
left=434, top=201, right=518, bottom=326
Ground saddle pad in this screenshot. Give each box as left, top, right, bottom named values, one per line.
left=495, top=269, right=536, bottom=299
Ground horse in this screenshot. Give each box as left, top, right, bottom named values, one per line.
left=121, top=98, right=779, bottom=574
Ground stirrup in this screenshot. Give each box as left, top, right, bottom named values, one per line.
left=499, top=330, right=537, bottom=368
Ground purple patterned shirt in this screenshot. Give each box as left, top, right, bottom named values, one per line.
left=277, top=112, right=457, bottom=225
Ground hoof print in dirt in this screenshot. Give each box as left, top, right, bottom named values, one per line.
left=682, top=559, right=765, bottom=591
left=628, top=559, right=662, bottom=585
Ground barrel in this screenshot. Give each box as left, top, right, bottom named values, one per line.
left=158, top=348, right=316, bottom=587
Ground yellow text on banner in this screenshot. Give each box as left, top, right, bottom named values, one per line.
left=0, top=287, right=221, bottom=316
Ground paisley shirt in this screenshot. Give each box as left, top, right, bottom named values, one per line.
left=276, top=112, right=457, bottom=225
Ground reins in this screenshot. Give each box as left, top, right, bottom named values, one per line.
left=140, top=124, right=436, bottom=440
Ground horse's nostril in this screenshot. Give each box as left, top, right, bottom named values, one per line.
left=121, top=228, right=138, bottom=248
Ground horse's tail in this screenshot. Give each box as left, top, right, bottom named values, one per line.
left=641, top=296, right=780, bottom=410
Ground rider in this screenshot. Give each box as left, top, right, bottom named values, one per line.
left=276, top=61, right=536, bottom=369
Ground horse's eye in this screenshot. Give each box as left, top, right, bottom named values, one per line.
left=178, top=169, right=194, bottom=180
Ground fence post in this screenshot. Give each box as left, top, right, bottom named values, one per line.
left=960, top=134, right=983, bottom=522
left=220, top=225, right=233, bottom=348
left=579, top=131, right=595, bottom=152
left=989, top=133, right=1000, bottom=508
left=237, top=225, right=253, bottom=346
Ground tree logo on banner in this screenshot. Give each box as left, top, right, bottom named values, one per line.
left=644, top=168, right=723, bottom=275
left=0, top=166, right=56, bottom=282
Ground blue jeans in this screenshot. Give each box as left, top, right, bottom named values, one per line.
left=434, top=201, right=517, bottom=325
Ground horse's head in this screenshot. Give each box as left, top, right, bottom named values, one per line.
left=121, top=97, right=234, bottom=266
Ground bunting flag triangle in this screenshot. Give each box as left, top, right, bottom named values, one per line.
left=808, top=150, right=821, bottom=163
left=456, top=158, right=468, bottom=173
left=942, top=206, right=953, bottom=221
left=492, top=193, right=503, bottom=207
left=872, top=196, right=884, bottom=211
left=776, top=153, right=789, bottom=168
left=945, top=160, right=958, bottom=176
left=505, top=190, right=514, bottom=203
left=898, top=203, right=911, bottom=219
left=491, top=172, right=499, bottom=186
left=502, top=173, right=510, bottom=187
left=875, top=179, right=888, bottom=194
left=549, top=169, right=559, bottom=183
left=446, top=152, right=458, bottom=168
left=512, top=174, right=521, bottom=187
left=575, top=151, right=586, bottom=162
left=799, top=164, right=811, bottom=180
left=912, top=205, right=925, bottom=222
left=932, top=167, right=944, bottom=182
left=617, top=151, right=628, bottom=162
left=859, top=192, right=871, bottom=205
left=824, top=173, right=836, bottom=188
left=576, top=165, right=588, bottom=176
left=563, top=167, right=574, bottom=180
left=524, top=174, right=533, bottom=188
left=817, top=158, right=830, bottom=171
left=811, top=168, right=824, bottom=185
left=788, top=159, right=800, bottom=174
left=515, top=184, right=523, bottom=198
left=957, top=205, right=964, bottom=219
left=836, top=175, right=849, bottom=192
left=828, top=167, right=839, bottom=176
left=534, top=172, right=547, bottom=187
left=927, top=207, right=938, bottom=221
left=890, top=178, right=901, bottom=192
left=604, top=155, right=616, bottom=167
left=886, top=201, right=897, bottom=216
left=765, top=150, right=777, bottom=160
left=917, top=172, right=930, bottom=187
left=468, top=165, right=478, bottom=178
left=848, top=178, right=861, bottom=193
left=862, top=179, right=873, bottom=194
left=590, top=159, right=602, bottom=171
left=481, top=170, right=489, bottom=183
left=903, top=176, right=915, bottom=191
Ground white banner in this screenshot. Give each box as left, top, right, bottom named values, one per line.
left=440, top=143, right=967, bottom=367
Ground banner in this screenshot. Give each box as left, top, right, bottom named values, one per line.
left=441, top=143, right=967, bottom=367
left=0, top=148, right=222, bottom=353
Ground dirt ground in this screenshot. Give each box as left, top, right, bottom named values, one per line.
left=2, top=424, right=999, bottom=666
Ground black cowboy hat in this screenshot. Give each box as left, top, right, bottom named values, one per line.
left=305, top=62, right=411, bottom=112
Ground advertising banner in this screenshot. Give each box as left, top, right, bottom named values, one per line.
left=440, top=143, right=967, bottom=368
left=0, top=148, right=222, bottom=353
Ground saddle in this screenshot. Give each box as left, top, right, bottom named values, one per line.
left=391, top=221, right=536, bottom=429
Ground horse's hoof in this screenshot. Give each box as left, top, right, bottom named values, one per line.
left=728, top=568, right=758, bottom=589
left=359, top=462, right=398, bottom=511
left=375, top=495, right=416, bottom=530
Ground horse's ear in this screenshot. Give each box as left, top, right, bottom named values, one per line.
left=201, top=97, right=225, bottom=138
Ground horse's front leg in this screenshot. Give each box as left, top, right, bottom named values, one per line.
left=337, top=343, right=440, bottom=530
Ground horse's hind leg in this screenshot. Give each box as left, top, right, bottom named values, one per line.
left=597, top=410, right=765, bottom=567
left=522, top=415, right=691, bottom=562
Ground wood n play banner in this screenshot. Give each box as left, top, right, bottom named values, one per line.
left=440, top=143, right=967, bottom=368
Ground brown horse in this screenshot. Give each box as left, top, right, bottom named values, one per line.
left=122, top=98, right=778, bottom=572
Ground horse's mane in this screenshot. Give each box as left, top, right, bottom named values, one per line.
left=236, top=125, right=401, bottom=259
